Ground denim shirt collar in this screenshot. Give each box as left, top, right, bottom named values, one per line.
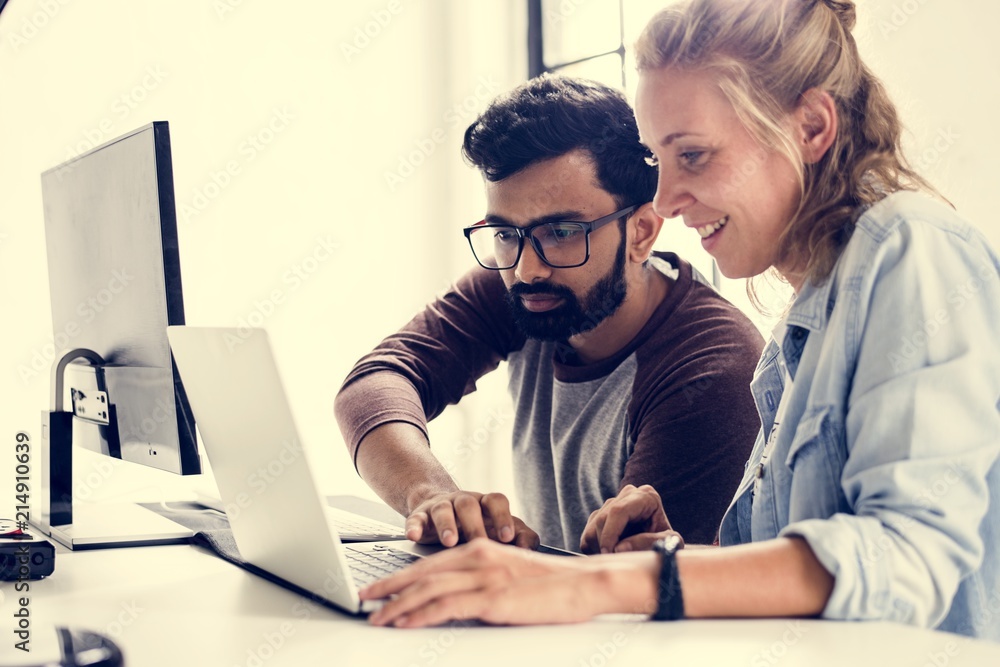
left=771, top=270, right=839, bottom=381
left=786, top=268, right=838, bottom=332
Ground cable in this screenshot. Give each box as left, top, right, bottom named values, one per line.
left=50, top=349, right=105, bottom=411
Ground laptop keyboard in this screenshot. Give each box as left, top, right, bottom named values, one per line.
left=327, top=508, right=406, bottom=540
left=344, top=545, right=420, bottom=587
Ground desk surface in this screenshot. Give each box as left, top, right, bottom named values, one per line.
left=8, top=544, right=1000, bottom=666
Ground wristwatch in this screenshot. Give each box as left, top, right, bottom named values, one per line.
left=651, top=533, right=685, bottom=621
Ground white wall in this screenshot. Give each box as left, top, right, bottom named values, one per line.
left=0, top=0, right=523, bottom=517
left=628, top=0, right=1000, bottom=331
left=531, top=0, right=1000, bottom=331
left=0, top=0, right=997, bottom=523
left=721, top=0, right=1000, bottom=328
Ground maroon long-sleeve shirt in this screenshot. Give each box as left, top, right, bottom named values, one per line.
left=335, top=252, right=764, bottom=550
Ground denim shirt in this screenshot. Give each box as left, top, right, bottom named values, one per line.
left=718, top=191, right=1000, bottom=641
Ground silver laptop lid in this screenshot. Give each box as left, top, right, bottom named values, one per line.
left=166, top=326, right=361, bottom=613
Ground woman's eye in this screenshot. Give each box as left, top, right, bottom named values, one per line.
left=680, top=150, right=707, bottom=167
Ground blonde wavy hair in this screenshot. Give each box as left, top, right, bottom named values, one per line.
left=636, top=0, right=943, bottom=295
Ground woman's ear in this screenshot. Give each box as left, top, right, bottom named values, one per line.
left=795, top=88, right=838, bottom=164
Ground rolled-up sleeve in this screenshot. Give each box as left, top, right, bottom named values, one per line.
left=780, top=216, right=1000, bottom=627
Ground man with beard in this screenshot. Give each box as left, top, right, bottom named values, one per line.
left=335, top=76, right=764, bottom=552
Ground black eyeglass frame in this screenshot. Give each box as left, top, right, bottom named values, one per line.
left=462, top=205, right=638, bottom=270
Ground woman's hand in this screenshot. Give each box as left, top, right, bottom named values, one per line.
left=580, top=484, right=682, bottom=554
left=361, top=538, right=644, bottom=628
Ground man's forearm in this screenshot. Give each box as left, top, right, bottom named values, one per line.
left=354, top=422, right=459, bottom=516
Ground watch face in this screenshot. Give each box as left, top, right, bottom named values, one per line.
left=660, top=533, right=682, bottom=553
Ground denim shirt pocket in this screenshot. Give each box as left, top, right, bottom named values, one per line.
left=783, top=404, right=851, bottom=522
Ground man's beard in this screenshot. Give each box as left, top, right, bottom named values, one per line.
left=504, top=232, right=627, bottom=342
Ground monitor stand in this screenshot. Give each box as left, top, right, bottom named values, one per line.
left=34, top=349, right=195, bottom=550
left=35, top=503, right=193, bottom=550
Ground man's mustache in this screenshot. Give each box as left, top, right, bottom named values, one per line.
left=507, top=282, right=575, bottom=299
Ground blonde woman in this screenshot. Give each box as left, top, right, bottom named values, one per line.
left=361, top=0, right=1000, bottom=639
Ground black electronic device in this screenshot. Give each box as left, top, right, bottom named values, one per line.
left=0, top=625, right=124, bottom=667
left=0, top=521, right=55, bottom=581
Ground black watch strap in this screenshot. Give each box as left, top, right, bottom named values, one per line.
left=651, top=534, right=685, bottom=621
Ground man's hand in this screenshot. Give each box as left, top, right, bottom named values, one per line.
left=362, top=538, right=646, bottom=627
left=406, top=490, right=540, bottom=549
left=580, top=484, right=682, bottom=554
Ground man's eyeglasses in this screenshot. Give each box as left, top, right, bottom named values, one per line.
left=462, top=205, right=637, bottom=270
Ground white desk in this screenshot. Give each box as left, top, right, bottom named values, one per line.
left=8, top=543, right=1000, bottom=666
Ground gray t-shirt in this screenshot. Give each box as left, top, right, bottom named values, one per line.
left=336, top=252, right=764, bottom=550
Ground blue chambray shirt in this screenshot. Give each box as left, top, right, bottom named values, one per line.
left=718, top=191, right=1000, bottom=641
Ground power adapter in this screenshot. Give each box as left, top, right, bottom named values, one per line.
left=0, top=522, right=56, bottom=581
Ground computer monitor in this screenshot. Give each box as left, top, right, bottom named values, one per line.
left=36, top=121, right=200, bottom=549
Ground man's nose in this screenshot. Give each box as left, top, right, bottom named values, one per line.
left=514, top=238, right=552, bottom=284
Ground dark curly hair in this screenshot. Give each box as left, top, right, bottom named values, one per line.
left=462, top=74, right=656, bottom=210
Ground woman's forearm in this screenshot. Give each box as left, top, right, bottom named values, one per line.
left=589, top=537, right=834, bottom=619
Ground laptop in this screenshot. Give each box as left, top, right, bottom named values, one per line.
left=191, top=491, right=407, bottom=542
left=166, top=326, right=440, bottom=615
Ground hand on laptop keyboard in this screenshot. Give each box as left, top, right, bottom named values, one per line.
left=361, top=538, right=596, bottom=627
left=344, top=545, right=420, bottom=587
left=405, top=490, right=539, bottom=549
